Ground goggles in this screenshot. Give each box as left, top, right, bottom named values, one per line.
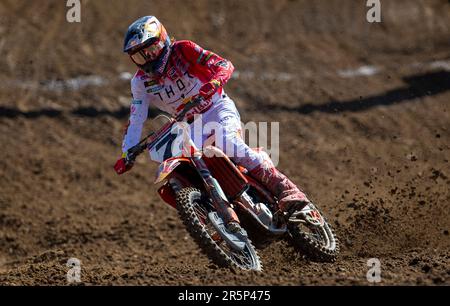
left=130, top=40, right=166, bottom=65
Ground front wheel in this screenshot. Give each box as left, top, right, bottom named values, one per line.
left=287, top=203, right=340, bottom=262
left=176, top=187, right=262, bottom=271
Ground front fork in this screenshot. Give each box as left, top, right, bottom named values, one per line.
left=191, top=155, right=240, bottom=225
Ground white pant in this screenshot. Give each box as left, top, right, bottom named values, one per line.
left=189, top=94, right=264, bottom=171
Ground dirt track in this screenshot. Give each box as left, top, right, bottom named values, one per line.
left=0, top=0, right=449, bottom=285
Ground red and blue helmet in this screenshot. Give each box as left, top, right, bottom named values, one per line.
left=123, top=16, right=171, bottom=77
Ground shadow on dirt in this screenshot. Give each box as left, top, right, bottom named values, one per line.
left=0, top=106, right=161, bottom=119
left=256, top=70, right=450, bottom=114
left=1, top=71, right=449, bottom=119
left=0, top=107, right=63, bottom=119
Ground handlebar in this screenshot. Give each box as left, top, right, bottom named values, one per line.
left=125, top=132, right=154, bottom=163
left=125, top=96, right=204, bottom=163
left=175, top=96, right=204, bottom=121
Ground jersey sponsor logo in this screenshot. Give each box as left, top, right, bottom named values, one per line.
left=197, top=50, right=214, bottom=65
left=175, top=98, right=211, bottom=116
left=176, top=79, right=186, bottom=91
left=132, top=99, right=142, bottom=105
left=165, top=85, right=176, bottom=99
left=145, top=80, right=164, bottom=93
left=167, top=66, right=178, bottom=80
left=215, top=60, right=228, bottom=68
left=203, top=52, right=214, bottom=65
left=147, top=85, right=164, bottom=93
left=152, top=78, right=189, bottom=102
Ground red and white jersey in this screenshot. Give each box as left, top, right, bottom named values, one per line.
left=122, top=40, right=235, bottom=153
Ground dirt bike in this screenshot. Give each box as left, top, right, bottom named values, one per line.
left=125, top=97, right=339, bottom=271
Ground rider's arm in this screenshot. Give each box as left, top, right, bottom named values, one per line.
left=176, top=40, right=234, bottom=98
left=121, top=77, right=150, bottom=154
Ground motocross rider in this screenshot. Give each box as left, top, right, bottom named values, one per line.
left=114, top=16, right=310, bottom=230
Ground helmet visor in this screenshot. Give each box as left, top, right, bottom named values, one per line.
left=130, top=40, right=166, bottom=66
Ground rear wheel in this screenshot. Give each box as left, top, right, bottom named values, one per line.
left=176, top=187, right=262, bottom=271
left=287, top=203, right=339, bottom=262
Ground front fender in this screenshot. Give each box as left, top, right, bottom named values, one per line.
left=154, top=157, right=191, bottom=184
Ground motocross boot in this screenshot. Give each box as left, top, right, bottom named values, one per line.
left=249, top=163, right=310, bottom=213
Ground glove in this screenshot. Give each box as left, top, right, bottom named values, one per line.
left=198, top=79, right=221, bottom=100
left=114, top=153, right=134, bottom=175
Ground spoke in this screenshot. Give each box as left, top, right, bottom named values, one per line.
left=292, top=205, right=333, bottom=249
left=194, top=206, right=207, bottom=222
left=221, top=241, right=252, bottom=269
